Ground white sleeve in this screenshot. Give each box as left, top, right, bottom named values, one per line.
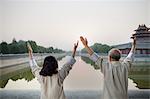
left=58, top=56, right=76, bottom=84
left=90, top=52, right=100, bottom=62
left=124, top=51, right=134, bottom=62
left=90, top=53, right=104, bottom=73
left=123, top=51, right=134, bottom=71
left=29, top=57, right=42, bottom=83
left=29, top=57, right=38, bottom=71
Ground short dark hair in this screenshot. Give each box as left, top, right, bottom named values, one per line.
left=109, top=48, right=121, bottom=61
left=39, top=56, right=58, bottom=76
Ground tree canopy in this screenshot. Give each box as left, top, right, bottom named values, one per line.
left=81, top=43, right=113, bottom=53
left=0, top=39, right=65, bottom=54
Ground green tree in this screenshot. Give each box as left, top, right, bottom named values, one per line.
left=1, top=42, right=9, bottom=54
left=18, top=40, right=28, bottom=53
left=53, top=48, right=64, bottom=53
left=81, top=43, right=112, bottom=53
left=28, top=40, right=38, bottom=53
left=47, top=47, right=54, bottom=53
left=8, top=38, right=20, bottom=54
left=9, top=43, right=19, bottom=54
left=38, top=46, right=46, bottom=53
left=1, top=39, right=65, bottom=54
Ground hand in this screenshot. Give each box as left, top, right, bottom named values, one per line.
left=72, top=41, right=79, bottom=58
left=27, top=42, right=33, bottom=59
left=74, top=41, right=79, bottom=51
left=80, top=36, right=94, bottom=55
left=130, top=36, right=136, bottom=53
left=80, top=36, right=88, bottom=47
left=132, top=37, right=136, bottom=47
left=27, top=42, right=33, bottom=53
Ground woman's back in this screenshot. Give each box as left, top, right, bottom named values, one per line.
left=40, top=74, right=65, bottom=99
left=27, top=41, right=78, bottom=99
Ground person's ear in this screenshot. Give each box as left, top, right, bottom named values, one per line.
left=108, top=56, right=111, bottom=62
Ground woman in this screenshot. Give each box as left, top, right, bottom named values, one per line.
left=27, top=41, right=78, bottom=99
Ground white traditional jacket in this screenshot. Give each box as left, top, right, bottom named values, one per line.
left=29, top=56, right=76, bottom=99
left=90, top=51, right=134, bottom=99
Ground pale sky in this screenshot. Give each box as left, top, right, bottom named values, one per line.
left=0, top=0, right=150, bottom=51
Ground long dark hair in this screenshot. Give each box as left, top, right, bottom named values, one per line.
left=39, top=56, right=58, bottom=76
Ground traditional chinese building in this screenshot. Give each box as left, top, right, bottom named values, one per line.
left=115, top=24, right=150, bottom=57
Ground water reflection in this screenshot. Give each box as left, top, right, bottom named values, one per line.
left=81, top=56, right=100, bottom=70
left=0, top=56, right=138, bottom=90
left=0, top=55, right=65, bottom=89
left=129, top=65, right=150, bottom=89
left=81, top=56, right=150, bottom=89
left=0, top=67, right=34, bottom=88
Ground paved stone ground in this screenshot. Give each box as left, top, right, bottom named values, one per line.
left=0, top=90, right=149, bottom=99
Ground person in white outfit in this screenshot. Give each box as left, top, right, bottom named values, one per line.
left=80, top=36, right=136, bottom=99
left=27, top=41, right=78, bottom=99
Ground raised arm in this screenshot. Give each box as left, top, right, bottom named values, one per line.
left=80, top=36, right=101, bottom=62
left=124, top=37, right=136, bottom=63
left=58, top=41, right=78, bottom=84
left=27, top=42, right=39, bottom=70
left=72, top=41, right=79, bottom=58
left=80, top=36, right=104, bottom=73
left=27, top=42, right=42, bottom=83
left=80, top=36, right=94, bottom=55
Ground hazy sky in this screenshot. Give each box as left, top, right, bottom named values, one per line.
left=0, top=0, right=150, bottom=50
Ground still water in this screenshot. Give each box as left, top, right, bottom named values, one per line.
left=0, top=56, right=140, bottom=91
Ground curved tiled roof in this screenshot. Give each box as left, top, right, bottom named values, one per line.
left=134, top=24, right=150, bottom=32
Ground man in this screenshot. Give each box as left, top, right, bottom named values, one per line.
left=80, top=36, right=136, bottom=99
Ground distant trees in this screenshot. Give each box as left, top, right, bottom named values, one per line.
left=0, top=42, right=9, bottom=54
left=81, top=43, right=113, bottom=53
left=0, top=38, right=65, bottom=54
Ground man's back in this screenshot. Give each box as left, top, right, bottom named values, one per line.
left=90, top=52, right=133, bottom=99
left=102, top=61, right=130, bottom=99
left=80, top=36, right=136, bottom=99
